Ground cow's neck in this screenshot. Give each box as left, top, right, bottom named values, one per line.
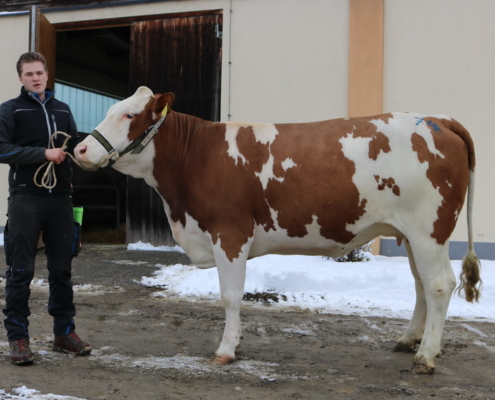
left=151, top=111, right=221, bottom=222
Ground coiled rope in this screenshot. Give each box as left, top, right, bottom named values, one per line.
left=34, top=131, right=113, bottom=189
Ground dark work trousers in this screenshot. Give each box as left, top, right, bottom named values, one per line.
left=3, top=193, right=76, bottom=342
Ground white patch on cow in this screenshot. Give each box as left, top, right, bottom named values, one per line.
left=113, top=140, right=158, bottom=184
left=252, top=125, right=290, bottom=189
left=341, top=112, right=445, bottom=238
left=180, top=212, right=216, bottom=268
left=224, top=122, right=279, bottom=166
left=75, top=134, right=108, bottom=166
left=281, top=158, right=297, bottom=171
left=225, top=122, right=249, bottom=165
left=76, top=86, right=153, bottom=169
left=372, top=112, right=445, bottom=159
left=252, top=123, right=279, bottom=144
left=256, top=154, right=283, bottom=189
left=160, top=199, right=215, bottom=269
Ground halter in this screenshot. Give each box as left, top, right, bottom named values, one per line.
left=89, top=104, right=168, bottom=168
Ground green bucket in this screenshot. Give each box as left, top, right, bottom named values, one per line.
left=73, top=207, right=84, bottom=225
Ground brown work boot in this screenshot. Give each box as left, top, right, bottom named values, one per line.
left=9, top=339, right=34, bottom=365
left=53, top=332, right=91, bottom=355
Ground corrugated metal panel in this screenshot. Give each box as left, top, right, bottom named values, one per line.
left=54, top=82, right=121, bottom=133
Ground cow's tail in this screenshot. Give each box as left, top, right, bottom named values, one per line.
left=446, top=119, right=481, bottom=302
left=455, top=169, right=482, bottom=302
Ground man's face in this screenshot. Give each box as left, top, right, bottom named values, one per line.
left=18, top=61, right=48, bottom=95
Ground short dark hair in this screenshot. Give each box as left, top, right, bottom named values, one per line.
left=16, top=52, right=47, bottom=76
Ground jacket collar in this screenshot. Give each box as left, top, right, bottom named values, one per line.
left=20, top=86, right=54, bottom=104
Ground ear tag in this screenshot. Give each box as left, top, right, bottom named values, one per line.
left=161, top=104, right=168, bottom=117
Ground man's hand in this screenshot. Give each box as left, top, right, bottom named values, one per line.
left=45, top=148, right=66, bottom=164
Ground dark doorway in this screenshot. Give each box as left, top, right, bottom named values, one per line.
left=56, top=26, right=131, bottom=243
left=54, top=11, right=222, bottom=246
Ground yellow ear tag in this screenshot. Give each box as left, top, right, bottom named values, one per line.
left=161, top=104, right=168, bottom=117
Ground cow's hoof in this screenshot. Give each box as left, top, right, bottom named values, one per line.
left=393, top=341, right=419, bottom=353
left=212, top=355, right=235, bottom=365
left=393, top=343, right=415, bottom=353
left=411, top=363, right=435, bottom=375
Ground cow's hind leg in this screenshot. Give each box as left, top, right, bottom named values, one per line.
left=211, top=240, right=251, bottom=365
left=402, top=240, right=456, bottom=374
left=393, top=240, right=426, bottom=353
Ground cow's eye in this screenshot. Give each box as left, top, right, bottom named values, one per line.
left=125, top=113, right=134, bottom=119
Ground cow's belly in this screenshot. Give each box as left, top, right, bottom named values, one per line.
left=249, top=220, right=402, bottom=259
left=166, top=205, right=404, bottom=265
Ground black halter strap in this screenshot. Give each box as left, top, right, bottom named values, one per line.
left=89, top=108, right=168, bottom=167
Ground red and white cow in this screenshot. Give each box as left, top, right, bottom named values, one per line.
left=74, top=86, right=481, bottom=374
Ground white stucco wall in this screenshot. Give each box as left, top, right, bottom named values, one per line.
left=0, top=13, right=30, bottom=227
left=383, top=0, right=495, bottom=244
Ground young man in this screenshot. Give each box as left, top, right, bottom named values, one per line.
left=0, top=52, right=91, bottom=365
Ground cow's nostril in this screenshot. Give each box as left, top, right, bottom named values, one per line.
left=76, top=145, right=87, bottom=155
left=74, top=145, right=88, bottom=162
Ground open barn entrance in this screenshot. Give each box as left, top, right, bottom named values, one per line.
left=56, top=26, right=130, bottom=244
left=47, top=10, right=223, bottom=245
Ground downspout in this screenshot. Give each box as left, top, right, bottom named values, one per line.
left=227, top=0, right=233, bottom=121
left=29, top=5, right=37, bottom=51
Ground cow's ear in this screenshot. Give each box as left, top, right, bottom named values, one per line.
left=155, top=92, right=175, bottom=116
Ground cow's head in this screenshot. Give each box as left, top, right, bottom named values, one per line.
left=74, top=86, right=175, bottom=172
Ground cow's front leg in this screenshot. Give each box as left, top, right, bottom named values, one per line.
left=211, top=240, right=251, bottom=365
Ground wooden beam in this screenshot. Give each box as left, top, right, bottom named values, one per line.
left=54, top=10, right=222, bottom=31
left=348, top=0, right=384, bottom=118
left=348, top=0, right=384, bottom=255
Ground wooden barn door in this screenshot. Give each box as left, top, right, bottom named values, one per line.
left=127, top=13, right=222, bottom=246
left=29, top=5, right=56, bottom=89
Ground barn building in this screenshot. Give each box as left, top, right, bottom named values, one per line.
left=0, top=0, right=494, bottom=259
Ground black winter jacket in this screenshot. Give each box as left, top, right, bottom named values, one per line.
left=0, top=87, right=80, bottom=194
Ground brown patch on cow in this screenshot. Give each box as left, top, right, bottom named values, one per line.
left=427, top=117, right=476, bottom=171
left=262, top=120, right=367, bottom=243
left=374, top=175, right=401, bottom=196
left=368, top=133, right=391, bottom=160
left=392, top=184, right=401, bottom=196
left=411, top=119, right=471, bottom=244
left=128, top=97, right=157, bottom=141
left=128, top=93, right=174, bottom=142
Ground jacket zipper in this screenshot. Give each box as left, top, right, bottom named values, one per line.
left=30, top=92, right=55, bottom=192
left=52, top=114, right=58, bottom=133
